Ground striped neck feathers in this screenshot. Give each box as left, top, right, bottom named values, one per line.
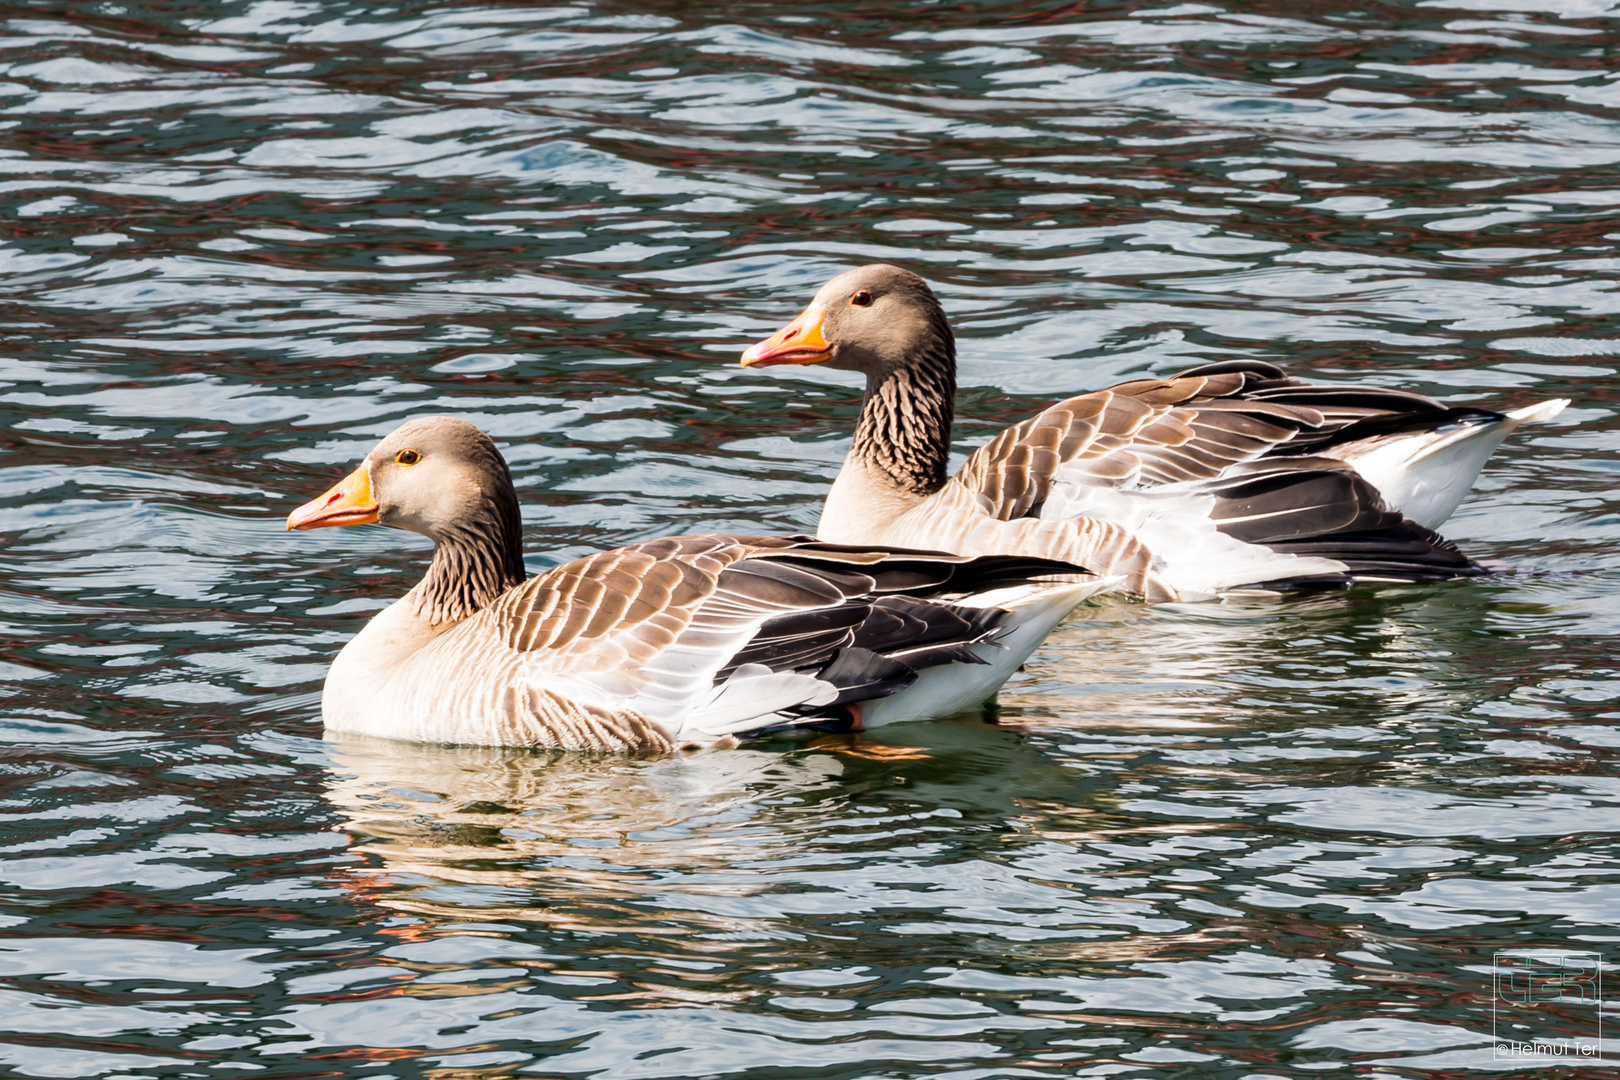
left=410, top=486, right=527, bottom=626
left=851, top=315, right=956, bottom=497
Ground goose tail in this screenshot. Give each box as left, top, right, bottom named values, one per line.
left=1330, top=398, right=1567, bottom=530
left=854, top=576, right=1117, bottom=728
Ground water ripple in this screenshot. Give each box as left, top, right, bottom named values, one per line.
left=1, top=1, right=1617, bottom=1076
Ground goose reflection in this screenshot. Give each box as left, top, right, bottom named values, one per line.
left=320, top=721, right=1086, bottom=934
left=324, top=737, right=844, bottom=913
left=998, top=585, right=1555, bottom=733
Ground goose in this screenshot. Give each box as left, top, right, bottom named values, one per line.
left=286, top=416, right=1108, bottom=751
left=739, top=264, right=1569, bottom=602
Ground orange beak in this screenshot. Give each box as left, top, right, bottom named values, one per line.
left=740, top=304, right=832, bottom=367
left=286, top=463, right=379, bottom=531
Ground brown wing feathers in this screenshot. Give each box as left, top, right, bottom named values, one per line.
left=937, top=359, right=1495, bottom=587
left=952, top=363, right=1473, bottom=502
left=495, top=535, right=1083, bottom=726
left=496, top=536, right=742, bottom=665
left=1176, top=361, right=1508, bottom=458
left=955, top=366, right=1324, bottom=517
left=957, top=359, right=1488, bottom=519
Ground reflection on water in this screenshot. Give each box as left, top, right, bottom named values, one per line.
left=2, top=0, right=1619, bottom=1076
left=1009, top=584, right=1566, bottom=731
left=327, top=739, right=850, bottom=914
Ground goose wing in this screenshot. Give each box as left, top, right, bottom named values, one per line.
left=912, top=361, right=1497, bottom=598
left=950, top=360, right=1484, bottom=519
left=442, top=535, right=1081, bottom=748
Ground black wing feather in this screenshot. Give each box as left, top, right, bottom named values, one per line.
left=697, top=545, right=1089, bottom=729
left=1207, top=467, right=1485, bottom=582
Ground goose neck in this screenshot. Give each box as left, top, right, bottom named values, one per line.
left=852, top=358, right=955, bottom=498
left=410, top=495, right=527, bottom=626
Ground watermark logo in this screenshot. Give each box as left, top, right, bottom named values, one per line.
left=1493, top=951, right=1608, bottom=1063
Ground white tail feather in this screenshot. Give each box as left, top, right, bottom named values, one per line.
left=1505, top=399, right=1569, bottom=425
left=1330, top=398, right=1567, bottom=530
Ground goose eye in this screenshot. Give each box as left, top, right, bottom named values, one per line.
left=395, top=449, right=421, bottom=466
left=851, top=290, right=873, bottom=307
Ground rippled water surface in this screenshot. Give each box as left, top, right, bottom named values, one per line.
left=3, top=1, right=1620, bottom=1076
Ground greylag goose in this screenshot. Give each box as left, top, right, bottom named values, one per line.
left=740, top=264, right=1568, bottom=602
left=287, top=417, right=1107, bottom=751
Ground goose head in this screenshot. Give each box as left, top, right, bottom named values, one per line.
left=286, top=416, right=518, bottom=544
left=287, top=416, right=527, bottom=623
left=739, top=264, right=954, bottom=378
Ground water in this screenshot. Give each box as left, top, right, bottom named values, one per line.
left=2, top=1, right=1618, bottom=1076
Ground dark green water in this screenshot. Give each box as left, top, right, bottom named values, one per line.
left=2, top=2, right=1618, bottom=1077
